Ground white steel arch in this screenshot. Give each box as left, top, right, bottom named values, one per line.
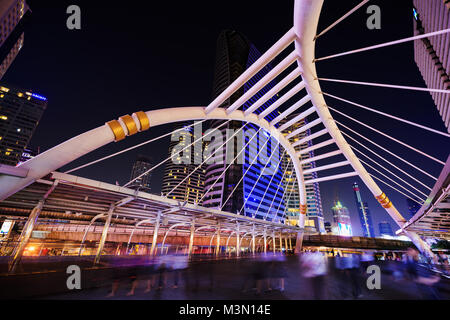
left=0, top=107, right=307, bottom=228
left=0, top=0, right=442, bottom=258
left=293, top=0, right=433, bottom=256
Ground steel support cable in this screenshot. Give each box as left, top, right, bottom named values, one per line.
left=323, top=92, right=450, bottom=138
left=199, top=126, right=261, bottom=205
left=65, top=120, right=207, bottom=174
left=335, top=119, right=438, bottom=181
left=166, top=124, right=252, bottom=198
left=340, top=129, right=432, bottom=191
left=328, top=106, right=446, bottom=165
left=220, top=130, right=273, bottom=211
left=315, top=0, right=370, bottom=39
left=369, top=174, right=425, bottom=206
left=269, top=162, right=296, bottom=222
left=315, top=28, right=450, bottom=62
left=238, top=139, right=283, bottom=215
left=319, top=78, right=450, bottom=94
left=355, top=151, right=428, bottom=200
left=256, top=154, right=292, bottom=220
left=255, top=148, right=292, bottom=216
left=124, top=120, right=231, bottom=188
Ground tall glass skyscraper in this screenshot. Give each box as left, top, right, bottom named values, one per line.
left=280, top=115, right=324, bottom=232
left=203, top=30, right=249, bottom=211
left=162, top=122, right=206, bottom=204
left=352, top=182, right=374, bottom=237
left=242, top=43, right=284, bottom=221
left=0, top=0, right=29, bottom=80
left=204, top=30, right=284, bottom=221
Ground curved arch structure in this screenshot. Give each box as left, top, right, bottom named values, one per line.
left=0, top=107, right=307, bottom=226
left=294, top=0, right=432, bottom=256
left=0, top=0, right=436, bottom=258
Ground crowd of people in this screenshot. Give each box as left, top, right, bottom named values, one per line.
left=101, top=247, right=449, bottom=299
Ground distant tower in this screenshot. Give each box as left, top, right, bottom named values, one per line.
left=352, top=182, right=375, bottom=237
left=0, top=85, right=47, bottom=166
left=129, top=155, right=153, bottom=193
left=331, top=199, right=352, bottom=236
left=0, top=0, right=30, bottom=79
left=379, top=221, right=394, bottom=237
left=412, top=1, right=450, bottom=131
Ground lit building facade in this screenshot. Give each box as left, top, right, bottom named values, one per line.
left=203, top=30, right=249, bottom=211
left=204, top=30, right=284, bottom=221
left=331, top=199, right=352, bottom=236
left=162, top=122, right=205, bottom=204
left=352, top=182, right=374, bottom=237
left=0, top=85, right=47, bottom=166
left=379, top=221, right=394, bottom=237
left=280, top=116, right=325, bottom=233
left=412, top=1, right=450, bottom=131
left=128, top=156, right=153, bottom=193
left=0, top=0, right=29, bottom=80
left=241, top=43, right=284, bottom=221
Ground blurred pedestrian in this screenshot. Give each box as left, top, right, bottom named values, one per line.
left=404, top=247, right=441, bottom=299
left=301, top=250, right=328, bottom=299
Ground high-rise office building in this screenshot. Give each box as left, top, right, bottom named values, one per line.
left=0, top=85, right=47, bottom=166
left=241, top=43, right=284, bottom=221
left=203, top=30, right=249, bottom=211
left=379, top=221, right=394, bottom=237
left=406, top=197, right=422, bottom=220
left=0, top=0, right=30, bottom=80
left=412, top=1, right=450, bottom=131
left=281, top=116, right=324, bottom=233
left=352, top=182, right=375, bottom=237
left=128, top=155, right=153, bottom=193
left=162, top=122, right=206, bottom=204
left=331, top=199, right=352, bottom=236
left=204, top=30, right=284, bottom=221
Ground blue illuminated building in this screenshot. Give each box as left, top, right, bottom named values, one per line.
left=242, top=44, right=284, bottom=221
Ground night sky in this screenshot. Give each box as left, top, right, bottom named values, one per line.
left=2, top=0, right=449, bottom=236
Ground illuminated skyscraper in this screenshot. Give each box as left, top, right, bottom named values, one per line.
left=203, top=30, right=249, bottom=211
left=280, top=115, right=324, bottom=233
left=0, top=0, right=29, bottom=79
left=0, top=85, right=47, bottom=166
left=162, top=122, right=205, bottom=204
left=331, top=199, right=352, bottom=236
left=128, top=155, right=153, bottom=193
left=204, top=30, right=284, bottom=221
left=352, top=182, right=374, bottom=237
left=412, top=1, right=450, bottom=131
